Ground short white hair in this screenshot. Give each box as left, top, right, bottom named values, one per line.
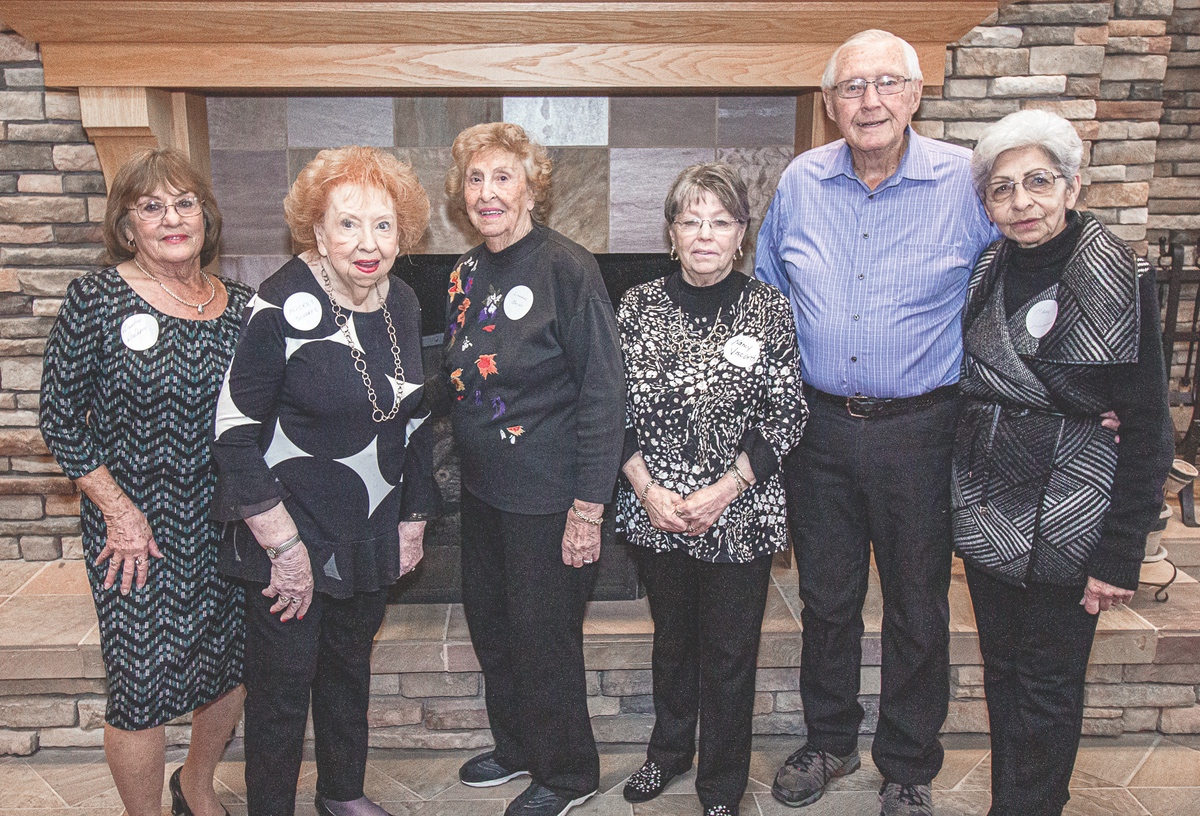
left=821, top=29, right=924, bottom=89
left=970, top=109, right=1083, bottom=198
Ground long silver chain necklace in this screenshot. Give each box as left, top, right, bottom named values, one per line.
left=673, top=305, right=730, bottom=368
left=318, top=260, right=406, bottom=423
left=133, top=256, right=216, bottom=314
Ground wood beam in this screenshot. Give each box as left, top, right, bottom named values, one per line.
left=794, top=89, right=837, bottom=155
left=44, top=42, right=949, bottom=90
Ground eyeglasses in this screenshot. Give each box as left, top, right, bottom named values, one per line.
left=832, top=76, right=911, bottom=99
left=984, top=171, right=1066, bottom=204
left=673, top=218, right=744, bottom=235
left=128, top=196, right=203, bottom=222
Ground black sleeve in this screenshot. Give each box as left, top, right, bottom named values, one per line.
left=1089, top=267, right=1176, bottom=590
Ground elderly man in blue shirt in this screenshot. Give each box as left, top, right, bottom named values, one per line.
left=755, top=29, right=998, bottom=816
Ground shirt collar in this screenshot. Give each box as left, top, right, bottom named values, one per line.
left=818, top=127, right=935, bottom=185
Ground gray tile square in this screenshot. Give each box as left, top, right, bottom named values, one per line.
left=718, top=97, right=797, bottom=147
left=287, top=97, right=395, bottom=148
left=503, top=97, right=608, bottom=146
left=608, top=147, right=714, bottom=252
left=546, top=147, right=609, bottom=254
left=717, top=146, right=795, bottom=274
left=210, top=149, right=292, bottom=256
left=207, top=96, right=287, bottom=150
left=395, top=98, right=503, bottom=147
left=405, top=147, right=477, bottom=255
left=219, top=255, right=291, bottom=290
left=609, top=97, right=717, bottom=148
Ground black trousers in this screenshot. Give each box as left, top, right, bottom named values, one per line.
left=964, top=564, right=1099, bottom=816
left=781, top=394, right=958, bottom=784
left=635, top=547, right=773, bottom=809
left=460, top=488, right=600, bottom=798
left=242, top=584, right=389, bottom=816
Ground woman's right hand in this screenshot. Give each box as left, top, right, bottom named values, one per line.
left=643, top=484, right=689, bottom=534
left=265, top=544, right=314, bottom=622
left=96, top=500, right=163, bottom=595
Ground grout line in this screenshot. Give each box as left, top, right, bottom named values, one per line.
left=10, top=560, right=51, bottom=597
left=24, top=758, right=72, bottom=807
left=951, top=750, right=991, bottom=792
left=1121, top=733, right=1162, bottom=788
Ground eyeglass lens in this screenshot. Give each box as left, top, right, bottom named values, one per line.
left=835, top=76, right=908, bottom=98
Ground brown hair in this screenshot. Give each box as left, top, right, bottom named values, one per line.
left=445, top=122, right=553, bottom=222
left=284, top=147, right=430, bottom=254
left=664, top=162, right=751, bottom=225
left=103, top=148, right=222, bottom=267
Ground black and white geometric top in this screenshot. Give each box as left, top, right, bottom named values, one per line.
left=615, top=272, right=807, bottom=563
left=212, top=257, right=438, bottom=598
left=40, top=267, right=252, bottom=730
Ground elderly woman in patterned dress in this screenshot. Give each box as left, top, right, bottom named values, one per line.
left=40, top=148, right=249, bottom=816
left=212, top=146, right=438, bottom=816
left=615, top=163, right=807, bottom=816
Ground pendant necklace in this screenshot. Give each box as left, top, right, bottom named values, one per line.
left=318, top=260, right=407, bottom=423
left=133, top=257, right=216, bottom=314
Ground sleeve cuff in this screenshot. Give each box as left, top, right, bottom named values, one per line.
left=1087, top=548, right=1143, bottom=593
left=738, top=428, right=781, bottom=482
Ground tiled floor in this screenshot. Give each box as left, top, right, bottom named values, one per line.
left=2, top=734, right=1199, bottom=816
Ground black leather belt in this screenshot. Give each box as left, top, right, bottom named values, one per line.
left=804, top=383, right=959, bottom=419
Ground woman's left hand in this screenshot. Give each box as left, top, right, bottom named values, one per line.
left=1081, top=576, right=1135, bottom=615
left=675, top=474, right=739, bottom=537
left=398, top=520, right=426, bottom=575
left=562, top=500, right=603, bottom=568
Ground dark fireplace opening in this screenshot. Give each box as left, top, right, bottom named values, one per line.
left=387, top=253, right=677, bottom=604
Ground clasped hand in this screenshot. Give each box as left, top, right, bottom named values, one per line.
left=644, top=476, right=739, bottom=537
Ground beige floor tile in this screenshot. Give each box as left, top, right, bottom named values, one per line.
left=932, top=789, right=993, bottom=815
left=25, top=750, right=117, bottom=807
left=0, top=810, right=123, bottom=816
left=583, top=599, right=654, bottom=637
left=21, top=560, right=91, bottom=596
left=597, top=743, right=648, bottom=795
left=367, top=749, right=477, bottom=800
left=428, top=776, right=530, bottom=802
left=1127, top=737, right=1200, bottom=788
left=446, top=605, right=471, bottom=640
left=0, top=760, right=69, bottom=807
left=1072, top=734, right=1159, bottom=788
left=381, top=801, right=508, bottom=816
left=1062, top=787, right=1148, bottom=815
left=953, top=754, right=992, bottom=792
left=0, top=596, right=98, bottom=647
left=760, top=587, right=800, bottom=635
left=755, top=788, right=879, bottom=815
left=214, top=760, right=248, bottom=801
left=948, top=572, right=978, bottom=633
left=363, top=763, right=423, bottom=802
left=1129, top=786, right=1200, bottom=816
left=0, top=561, right=44, bottom=595
left=933, top=735, right=990, bottom=791
left=377, top=604, right=451, bottom=642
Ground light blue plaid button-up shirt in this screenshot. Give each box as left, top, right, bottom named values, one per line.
left=755, top=129, right=1000, bottom=399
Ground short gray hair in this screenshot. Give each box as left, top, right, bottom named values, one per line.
left=821, top=29, right=924, bottom=90
left=664, top=162, right=751, bottom=225
left=971, top=109, right=1083, bottom=198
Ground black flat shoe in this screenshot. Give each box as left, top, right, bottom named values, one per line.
left=169, top=766, right=231, bottom=816
left=622, top=760, right=688, bottom=803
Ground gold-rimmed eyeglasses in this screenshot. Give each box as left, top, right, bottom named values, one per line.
left=984, top=171, right=1066, bottom=204
left=832, top=76, right=912, bottom=99
left=128, top=196, right=203, bottom=222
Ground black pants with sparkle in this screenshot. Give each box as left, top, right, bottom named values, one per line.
left=781, top=392, right=959, bottom=785
left=459, top=488, right=600, bottom=799
left=965, top=563, right=1099, bottom=816
left=634, top=546, right=774, bottom=809
left=242, top=584, right=388, bottom=816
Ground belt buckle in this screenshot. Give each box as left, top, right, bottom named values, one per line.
left=846, top=397, right=872, bottom=419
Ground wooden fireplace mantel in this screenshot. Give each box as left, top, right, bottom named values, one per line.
left=2, top=0, right=998, bottom=184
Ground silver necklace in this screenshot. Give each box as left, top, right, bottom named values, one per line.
left=133, top=257, right=216, bottom=314
left=673, top=306, right=730, bottom=368
left=318, top=260, right=406, bottom=423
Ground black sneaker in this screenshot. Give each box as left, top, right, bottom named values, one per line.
left=771, top=742, right=861, bottom=807
left=504, top=783, right=596, bottom=816
left=622, top=760, right=689, bottom=802
left=459, top=751, right=531, bottom=787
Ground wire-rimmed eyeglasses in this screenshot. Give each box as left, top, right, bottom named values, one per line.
left=128, top=196, right=204, bottom=222
left=832, top=76, right=912, bottom=99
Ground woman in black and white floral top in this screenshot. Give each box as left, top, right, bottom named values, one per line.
left=615, top=163, right=807, bottom=816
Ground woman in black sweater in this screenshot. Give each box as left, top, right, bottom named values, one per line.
left=442, top=122, right=625, bottom=816
left=953, top=109, right=1174, bottom=816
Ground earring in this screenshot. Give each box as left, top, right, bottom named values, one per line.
left=735, top=246, right=744, bottom=260
left=669, top=245, right=678, bottom=261
left=127, top=237, right=135, bottom=249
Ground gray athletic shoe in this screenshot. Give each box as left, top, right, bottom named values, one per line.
left=771, top=743, right=861, bottom=807
left=878, top=781, right=933, bottom=816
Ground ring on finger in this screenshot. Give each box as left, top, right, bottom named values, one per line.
left=134, top=557, right=145, bottom=567
left=289, top=597, right=301, bottom=606
left=278, top=595, right=292, bottom=605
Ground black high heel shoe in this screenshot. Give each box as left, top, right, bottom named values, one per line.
left=169, top=766, right=231, bottom=816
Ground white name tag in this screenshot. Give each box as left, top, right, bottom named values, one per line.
left=1026, top=299, right=1058, bottom=339
left=503, top=285, right=534, bottom=321
left=283, top=292, right=323, bottom=331
left=723, top=334, right=761, bottom=369
left=120, top=313, right=159, bottom=351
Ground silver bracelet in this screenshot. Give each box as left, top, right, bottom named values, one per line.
left=570, top=504, right=604, bottom=526
left=265, top=532, right=302, bottom=560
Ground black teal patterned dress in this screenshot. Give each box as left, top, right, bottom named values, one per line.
left=211, top=258, right=438, bottom=596
left=615, top=273, right=807, bottom=562
left=39, top=267, right=252, bottom=730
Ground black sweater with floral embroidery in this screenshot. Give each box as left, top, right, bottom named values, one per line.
left=442, top=223, right=626, bottom=515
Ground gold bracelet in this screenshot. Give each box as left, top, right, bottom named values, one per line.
left=640, top=479, right=657, bottom=507
left=733, top=462, right=753, bottom=490
left=570, top=504, right=604, bottom=526
left=727, top=467, right=748, bottom=494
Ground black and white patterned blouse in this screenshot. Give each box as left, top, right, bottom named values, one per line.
left=615, top=272, right=806, bottom=563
